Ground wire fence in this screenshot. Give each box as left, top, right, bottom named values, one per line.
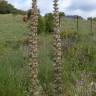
left=60, top=17, right=96, bottom=96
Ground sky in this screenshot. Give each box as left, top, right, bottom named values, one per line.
left=6, top=0, right=96, bottom=18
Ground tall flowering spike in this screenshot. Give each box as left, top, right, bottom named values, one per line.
left=26, top=0, right=42, bottom=96
left=53, top=0, right=63, bottom=96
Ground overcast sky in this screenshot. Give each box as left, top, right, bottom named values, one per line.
left=6, top=0, right=96, bottom=18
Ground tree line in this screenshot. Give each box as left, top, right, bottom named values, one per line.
left=0, top=0, right=26, bottom=14
left=26, top=9, right=65, bottom=34
left=37, top=12, right=65, bottom=34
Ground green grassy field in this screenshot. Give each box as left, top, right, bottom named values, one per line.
left=0, top=14, right=96, bottom=96
left=0, top=14, right=26, bottom=96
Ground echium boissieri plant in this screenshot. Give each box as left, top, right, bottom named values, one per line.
left=53, top=0, right=63, bottom=96
left=25, top=0, right=43, bottom=96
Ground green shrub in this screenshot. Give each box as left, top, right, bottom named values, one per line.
left=61, top=30, right=80, bottom=56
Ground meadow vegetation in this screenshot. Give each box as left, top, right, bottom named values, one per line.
left=0, top=14, right=96, bottom=96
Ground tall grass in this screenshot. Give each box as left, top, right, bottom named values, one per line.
left=0, top=14, right=96, bottom=96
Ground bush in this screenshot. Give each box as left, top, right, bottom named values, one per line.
left=61, top=30, right=80, bottom=56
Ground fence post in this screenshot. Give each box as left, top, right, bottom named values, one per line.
left=90, top=17, right=93, bottom=34
left=77, top=16, right=79, bottom=33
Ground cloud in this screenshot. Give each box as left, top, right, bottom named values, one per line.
left=65, top=0, right=96, bottom=18
left=7, top=0, right=32, bottom=10
left=6, top=0, right=96, bottom=18
left=38, top=0, right=53, bottom=15
left=68, top=0, right=96, bottom=11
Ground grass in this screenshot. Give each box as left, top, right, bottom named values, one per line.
left=0, top=14, right=96, bottom=96
left=0, top=14, right=27, bottom=96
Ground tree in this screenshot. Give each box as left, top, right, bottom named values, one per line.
left=38, top=15, right=45, bottom=34
left=44, top=12, right=65, bottom=33
left=44, top=13, right=54, bottom=33
left=59, top=12, right=65, bottom=17
left=0, top=0, right=8, bottom=14
left=0, top=0, right=26, bottom=14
